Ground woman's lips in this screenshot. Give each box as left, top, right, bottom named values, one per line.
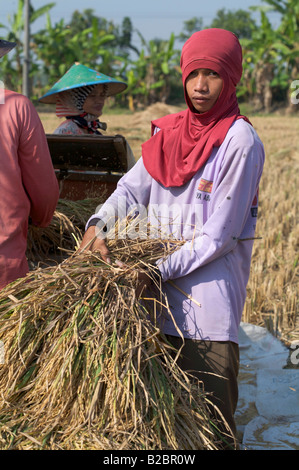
left=193, top=96, right=209, bottom=103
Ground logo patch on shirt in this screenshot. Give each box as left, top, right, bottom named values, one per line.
left=198, top=179, right=213, bottom=193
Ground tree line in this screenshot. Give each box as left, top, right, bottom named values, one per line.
left=0, top=0, right=298, bottom=113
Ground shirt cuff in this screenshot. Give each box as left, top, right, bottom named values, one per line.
left=86, top=217, right=101, bottom=229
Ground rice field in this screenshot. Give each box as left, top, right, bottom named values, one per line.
left=241, top=114, right=299, bottom=345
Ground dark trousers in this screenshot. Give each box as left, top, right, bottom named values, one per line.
left=165, top=335, right=240, bottom=449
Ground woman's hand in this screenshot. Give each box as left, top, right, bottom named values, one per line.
left=114, top=260, right=154, bottom=298
left=78, top=226, right=111, bottom=264
left=78, top=227, right=161, bottom=298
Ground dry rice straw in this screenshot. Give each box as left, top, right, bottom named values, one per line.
left=0, top=221, right=231, bottom=450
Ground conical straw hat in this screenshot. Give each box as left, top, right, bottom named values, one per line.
left=39, top=63, right=127, bottom=104
left=0, top=39, right=16, bottom=59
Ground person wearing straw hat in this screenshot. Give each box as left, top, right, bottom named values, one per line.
left=0, top=39, right=59, bottom=290
left=80, top=29, right=265, bottom=448
left=39, top=63, right=136, bottom=169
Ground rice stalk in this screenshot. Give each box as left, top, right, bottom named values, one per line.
left=0, top=230, right=227, bottom=450
left=26, top=198, right=104, bottom=264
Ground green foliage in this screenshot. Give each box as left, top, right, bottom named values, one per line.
left=239, top=0, right=299, bottom=108
left=32, top=13, right=119, bottom=97
left=1, top=0, right=298, bottom=110
left=123, top=32, right=180, bottom=109
left=209, top=8, right=256, bottom=38
left=0, top=0, right=55, bottom=91
left=177, top=17, right=204, bottom=42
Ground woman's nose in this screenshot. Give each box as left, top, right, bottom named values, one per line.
left=194, top=74, right=208, bottom=92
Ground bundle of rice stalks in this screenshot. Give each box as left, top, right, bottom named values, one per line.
left=26, top=198, right=103, bottom=264
left=0, top=234, right=227, bottom=450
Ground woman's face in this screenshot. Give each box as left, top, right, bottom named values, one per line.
left=185, top=68, right=223, bottom=113
left=83, top=84, right=107, bottom=116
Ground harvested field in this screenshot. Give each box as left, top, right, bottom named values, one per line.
left=241, top=115, right=299, bottom=344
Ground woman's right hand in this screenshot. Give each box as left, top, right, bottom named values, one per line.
left=78, top=226, right=111, bottom=264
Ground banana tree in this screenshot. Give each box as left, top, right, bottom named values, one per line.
left=240, top=7, right=293, bottom=111
left=32, top=14, right=119, bottom=99
left=33, top=11, right=133, bottom=102
left=265, top=0, right=299, bottom=111
left=0, top=0, right=55, bottom=92
left=240, top=0, right=299, bottom=111
left=124, top=32, right=180, bottom=110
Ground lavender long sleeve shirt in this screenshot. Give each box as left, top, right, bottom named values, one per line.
left=87, top=119, right=265, bottom=343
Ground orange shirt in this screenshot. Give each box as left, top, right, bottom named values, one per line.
left=0, top=89, right=59, bottom=289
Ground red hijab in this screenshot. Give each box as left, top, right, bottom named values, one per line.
left=142, top=29, right=249, bottom=187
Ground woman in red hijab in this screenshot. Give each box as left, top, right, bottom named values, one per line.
left=142, top=28, right=250, bottom=186
left=81, top=29, right=265, bottom=449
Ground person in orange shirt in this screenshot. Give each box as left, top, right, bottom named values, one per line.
left=0, top=39, right=59, bottom=290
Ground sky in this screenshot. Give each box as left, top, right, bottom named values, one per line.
left=1, top=0, right=281, bottom=49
